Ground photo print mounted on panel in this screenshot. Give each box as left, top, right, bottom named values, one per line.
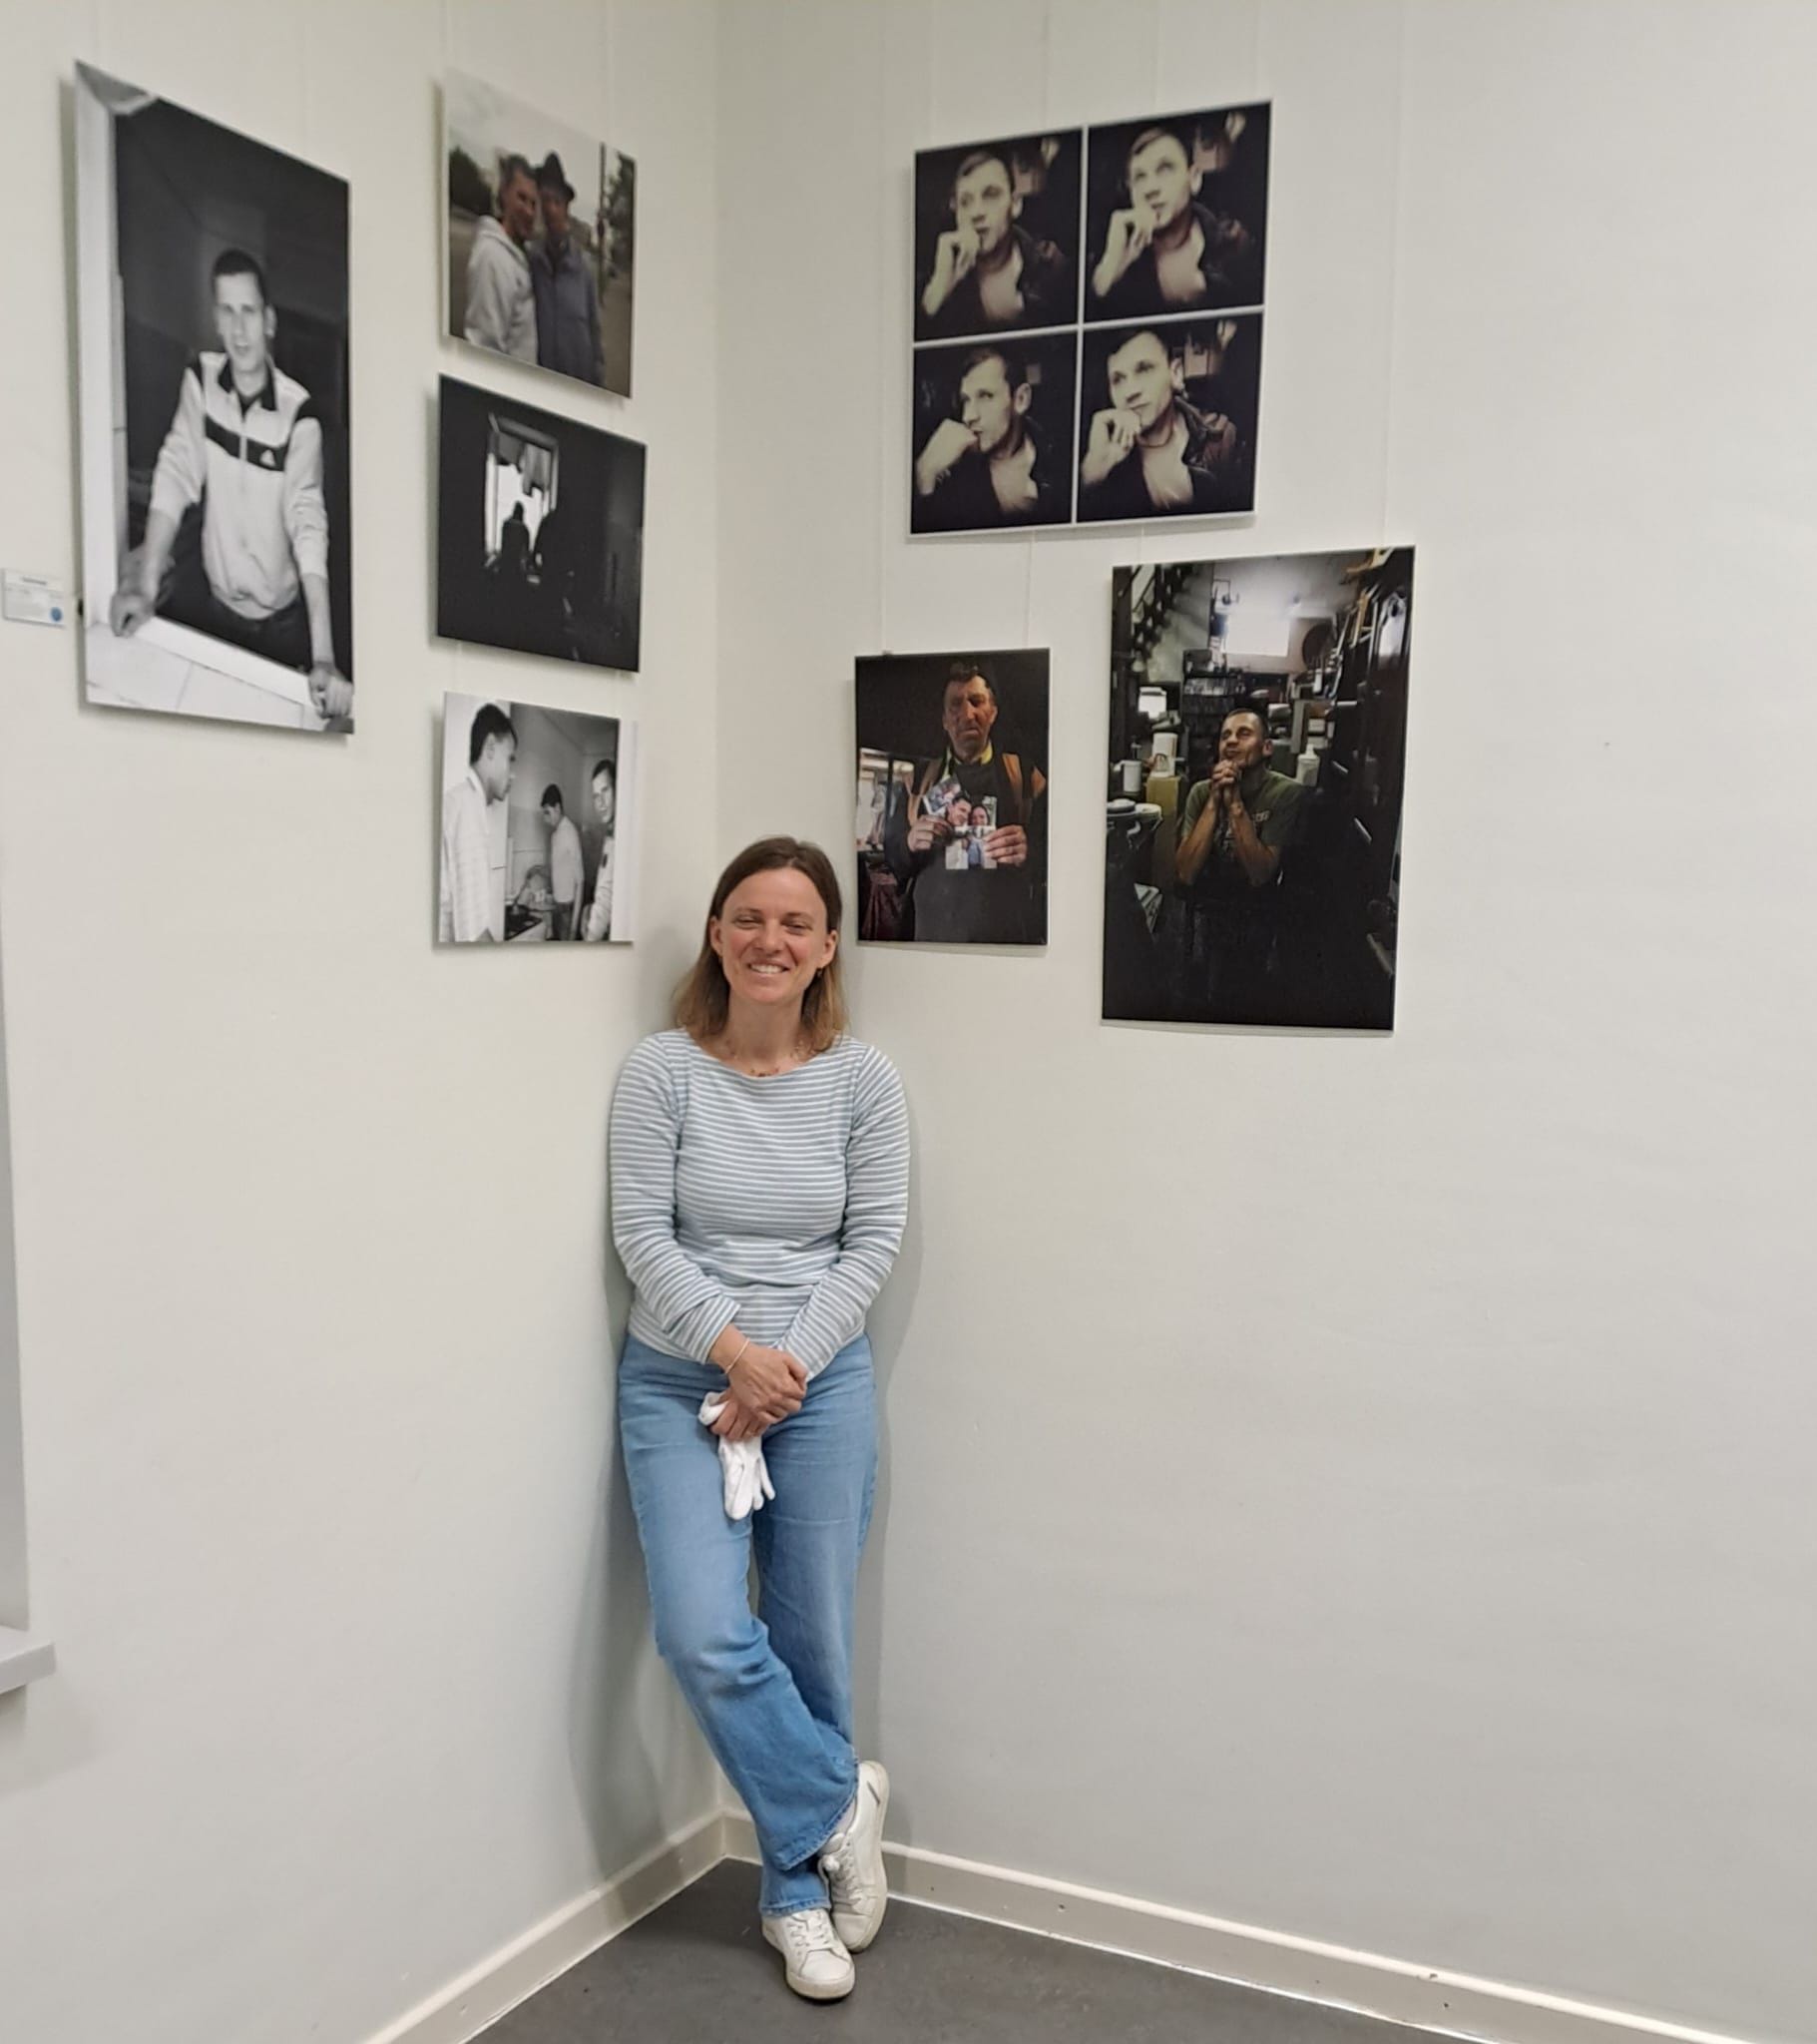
left=1076, top=313, right=1262, bottom=523
left=912, top=128, right=1084, bottom=344
left=445, top=70, right=636, bottom=397
left=909, top=331, right=1079, bottom=535
left=855, top=651, right=1050, bottom=945
left=76, top=66, right=353, bottom=731
left=1083, top=105, right=1269, bottom=324
left=439, top=692, right=639, bottom=946
left=436, top=376, right=646, bottom=673
left=1104, top=547, right=1412, bottom=1031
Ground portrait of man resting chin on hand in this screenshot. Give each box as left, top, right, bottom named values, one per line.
left=1077, top=317, right=1259, bottom=524
left=913, top=133, right=1080, bottom=342
left=910, top=339, right=1076, bottom=536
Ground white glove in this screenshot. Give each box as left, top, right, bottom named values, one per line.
left=697, top=1392, right=776, bottom=1520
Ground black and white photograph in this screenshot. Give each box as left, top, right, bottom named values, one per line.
left=445, top=71, right=636, bottom=397
left=75, top=64, right=354, bottom=732
left=1084, top=104, right=1269, bottom=323
left=910, top=332, right=1078, bottom=536
left=1103, top=548, right=1413, bottom=1031
left=1076, top=314, right=1262, bottom=524
left=913, top=129, right=1082, bottom=342
left=855, top=652, right=1049, bottom=946
left=436, top=375, right=646, bottom=672
left=439, top=692, right=640, bottom=945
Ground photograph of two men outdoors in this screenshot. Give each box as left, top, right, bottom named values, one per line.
left=444, top=70, right=636, bottom=398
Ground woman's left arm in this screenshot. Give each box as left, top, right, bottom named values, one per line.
left=781, top=1050, right=910, bottom=1376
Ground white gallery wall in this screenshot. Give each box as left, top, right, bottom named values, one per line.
left=0, top=3, right=1813, bottom=2043
left=715, top=4, right=1817, bottom=2043
left=0, top=4, right=723, bottom=2042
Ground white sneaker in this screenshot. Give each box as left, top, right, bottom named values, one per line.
left=818, top=1760, right=890, bottom=1952
left=761, top=1906, right=854, bottom=2001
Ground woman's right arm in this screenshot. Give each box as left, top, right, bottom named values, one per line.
left=609, top=1038, right=742, bottom=1363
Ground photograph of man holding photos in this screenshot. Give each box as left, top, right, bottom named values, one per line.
left=856, top=653, right=1050, bottom=946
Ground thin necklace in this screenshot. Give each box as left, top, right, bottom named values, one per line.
left=714, top=1030, right=806, bottom=1077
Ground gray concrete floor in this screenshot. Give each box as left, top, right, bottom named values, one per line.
left=480, top=1859, right=1423, bottom=2044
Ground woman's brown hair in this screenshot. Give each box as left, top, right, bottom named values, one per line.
left=674, top=837, right=849, bottom=1053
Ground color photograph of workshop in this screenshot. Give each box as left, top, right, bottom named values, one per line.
left=1102, top=547, right=1413, bottom=1031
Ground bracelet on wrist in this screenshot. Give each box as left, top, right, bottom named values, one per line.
left=722, top=1333, right=752, bottom=1376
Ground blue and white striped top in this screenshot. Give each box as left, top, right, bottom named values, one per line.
left=610, top=1029, right=910, bottom=1375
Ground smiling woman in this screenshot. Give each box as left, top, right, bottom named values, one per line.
left=675, top=839, right=849, bottom=1065
left=608, top=836, right=909, bottom=2003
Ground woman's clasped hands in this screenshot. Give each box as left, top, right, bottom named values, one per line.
left=713, top=1341, right=808, bottom=1443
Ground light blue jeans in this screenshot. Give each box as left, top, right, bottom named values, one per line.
left=618, top=1330, right=877, bottom=1916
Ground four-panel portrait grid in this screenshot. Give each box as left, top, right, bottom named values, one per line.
left=68, top=65, right=1414, bottom=1022
left=911, top=106, right=1270, bottom=535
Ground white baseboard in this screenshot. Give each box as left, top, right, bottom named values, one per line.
left=365, top=1807, right=726, bottom=2044
left=720, top=1813, right=1763, bottom=2044
left=363, top=1799, right=1767, bottom=2044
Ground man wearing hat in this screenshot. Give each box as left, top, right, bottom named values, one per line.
left=531, top=153, right=603, bottom=386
